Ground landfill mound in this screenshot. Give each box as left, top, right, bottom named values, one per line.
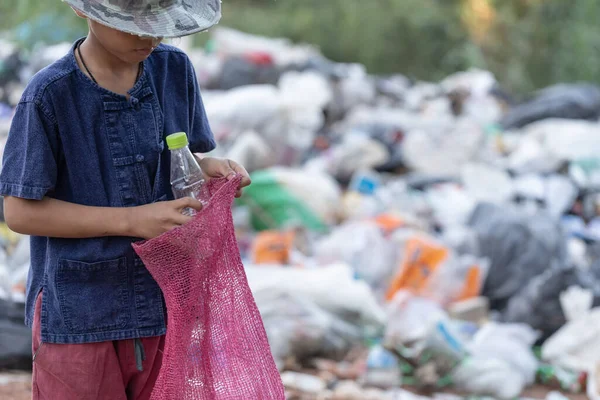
left=1, top=28, right=600, bottom=400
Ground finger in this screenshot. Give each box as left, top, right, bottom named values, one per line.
left=229, top=161, right=251, bottom=186
left=226, top=160, right=242, bottom=181
left=240, top=175, right=251, bottom=188
left=235, top=189, right=243, bottom=198
left=174, top=197, right=203, bottom=211
left=165, top=222, right=181, bottom=232
left=173, top=214, right=192, bottom=226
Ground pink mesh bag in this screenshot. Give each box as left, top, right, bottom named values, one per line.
left=133, top=176, right=285, bottom=400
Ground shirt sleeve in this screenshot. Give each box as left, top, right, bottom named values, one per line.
left=186, top=59, right=216, bottom=154
left=0, top=101, right=59, bottom=200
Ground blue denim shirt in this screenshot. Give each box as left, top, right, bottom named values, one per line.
left=0, top=40, right=215, bottom=344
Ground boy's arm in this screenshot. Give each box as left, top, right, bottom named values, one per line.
left=4, top=195, right=202, bottom=240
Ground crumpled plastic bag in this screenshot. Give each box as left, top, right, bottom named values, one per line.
left=254, top=286, right=363, bottom=370
left=542, top=287, right=600, bottom=372
left=384, top=291, right=447, bottom=346
left=314, top=220, right=398, bottom=290
left=452, top=323, right=539, bottom=399
left=245, top=263, right=386, bottom=328
left=516, top=118, right=600, bottom=162
left=246, top=263, right=385, bottom=369
left=452, top=356, right=527, bottom=400
left=133, top=176, right=285, bottom=400
left=304, top=133, right=390, bottom=182
left=401, top=119, right=484, bottom=177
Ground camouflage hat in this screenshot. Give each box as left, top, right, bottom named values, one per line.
left=63, top=0, right=221, bottom=38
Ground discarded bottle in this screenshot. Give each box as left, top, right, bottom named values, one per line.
left=166, top=132, right=205, bottom=216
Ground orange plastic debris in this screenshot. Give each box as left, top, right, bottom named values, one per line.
left=386, top=237, right=449, bottom=301
left=251, top=230, right=296, bottom=265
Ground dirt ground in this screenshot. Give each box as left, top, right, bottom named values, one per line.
left=0, top=371, right=590, bottom=399
left=0, top=372, right=31, bottom=400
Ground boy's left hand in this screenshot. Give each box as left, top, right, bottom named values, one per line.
left=198, top=157, right=251, bottom=198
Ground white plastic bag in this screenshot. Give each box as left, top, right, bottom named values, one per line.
left=466, top=323, right=539, bottom=383
left=402, top=119, right=484, bottom=177
left=461, top=163, right=513, bottom=204
left=314, top=221, right=398, bottom=289
left=204, top=85, right=284, bottom=142
left=384, top=291, right=447, bottom=346
left=560, top=286, right=594, bottom=322
left=267, top=167, right=342, bottom=227
left=452, top=322, right=539, bottom=399
left=522, top=119, right=600, bottom=161
left=246, top=263, right=386, bottom=327
left=225, top=130, right=274, bottom=173
left=304, top=133, right=390, bottom=181
left=425, top=184, right=477, bottom=228
left=542, top=307, right=600, bottom=372
left=452, top=356, right=526, bottom=400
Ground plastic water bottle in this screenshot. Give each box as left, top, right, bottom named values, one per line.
left=166, top=132, right=205, bottom=216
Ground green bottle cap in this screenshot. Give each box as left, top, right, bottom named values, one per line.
left=166, top=132, right=189, bottom=150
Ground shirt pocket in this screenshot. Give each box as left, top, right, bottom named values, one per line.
left=56, top=257, right=129, bottom=333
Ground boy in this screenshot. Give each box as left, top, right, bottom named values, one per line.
left=0, top=1, right=250, bottom=399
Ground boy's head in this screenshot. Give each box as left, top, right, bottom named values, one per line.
left=73, top=7, right=163, bottom=63
left=66, top=0, right=221, bottom=61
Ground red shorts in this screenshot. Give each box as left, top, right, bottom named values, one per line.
left=31, top=292, right=165, bottom=400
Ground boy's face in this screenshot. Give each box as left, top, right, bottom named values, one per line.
left=74, top=9, right=163, bottom=63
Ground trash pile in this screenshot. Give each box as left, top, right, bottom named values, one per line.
left=1, top=28, right=600, bottom=399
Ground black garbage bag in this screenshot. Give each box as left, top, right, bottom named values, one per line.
left=0, top=299, right=31, bottom=370
left=500, top=83, right=600, bottom=130
left=215, top=55, right=280, bottom=90
left=468, top=203, right=567, bottom=311
left=503, top=258, right=600, bottom=342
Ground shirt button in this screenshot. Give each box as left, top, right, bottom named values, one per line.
left=136, top=155, right=145, bottom=162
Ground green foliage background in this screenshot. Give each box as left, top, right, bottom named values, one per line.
left=1, top=0, right=599, bottom=93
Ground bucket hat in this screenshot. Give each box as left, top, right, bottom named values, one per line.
left=63, top=0, right=221, bottom=38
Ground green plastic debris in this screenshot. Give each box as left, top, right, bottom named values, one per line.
left=237, top=170, right=328, bottom=232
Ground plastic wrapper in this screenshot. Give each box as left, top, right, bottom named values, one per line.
left=386, top=235, right=488, bottom=306
left=421, top=254, right=490, bottom=306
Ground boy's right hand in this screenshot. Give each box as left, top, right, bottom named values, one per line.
left=128, top=197, right=203, bottom=239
